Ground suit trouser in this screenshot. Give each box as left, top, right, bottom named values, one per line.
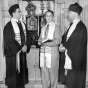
left=41, top=58, right=59, bottom=88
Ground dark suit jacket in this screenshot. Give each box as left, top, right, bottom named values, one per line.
left=59, top=21, right=87, bottom=88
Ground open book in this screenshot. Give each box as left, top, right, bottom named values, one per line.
left=42, top=39, right=53, bottom=43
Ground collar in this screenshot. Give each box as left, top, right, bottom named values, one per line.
left=46, top=21, right=54, bottom=26
left=73, top=18, right=80, bottom=24
left=11, top=17, right=19, bottom=23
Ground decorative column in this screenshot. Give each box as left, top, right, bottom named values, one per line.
left=0, top=0, right=6, bottom=83
left=54, top=0, right=58, bottom=24
left=54, top=0, right=65, bottom=35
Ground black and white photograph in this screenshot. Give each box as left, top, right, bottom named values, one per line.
left=0, top=0, right=88, bottom=88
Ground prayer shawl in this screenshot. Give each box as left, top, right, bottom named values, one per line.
left=11, top=18, right=26, bottom=72
left=40, top=22, right=55, bottom=68
left=64, top=19, right=80, bottom=75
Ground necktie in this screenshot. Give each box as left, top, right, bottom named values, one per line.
left=69, top=22, right=73, bottom=27
left=68, top=22, right=73, bottom=30
left=67, top=22, right=73, bottom=32
left=66, top=22, right=73, bottom=41
left=17, top=21, right=25, bottom=45
left=45, top=24, right=49, bottom=38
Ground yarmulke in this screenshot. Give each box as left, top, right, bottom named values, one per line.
left=69, top=3, right=83, bottom=15
left=9, top=4, right=19, bottom=15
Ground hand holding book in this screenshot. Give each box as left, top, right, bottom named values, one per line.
left=42, top=39, right=53, bottom=43
left=38, top=38, right=53, bottom=46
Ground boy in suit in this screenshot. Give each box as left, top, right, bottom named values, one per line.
left=38, top=10, right=62, bottom=88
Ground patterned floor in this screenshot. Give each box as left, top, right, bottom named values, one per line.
left=0, top=82, right=88, bottom=88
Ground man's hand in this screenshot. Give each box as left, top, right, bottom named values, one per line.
left=38, top=40, right=42, bottom=45
left=59, top=44, right=66, bottom=52
left=22, top=45, right=27, bottom=52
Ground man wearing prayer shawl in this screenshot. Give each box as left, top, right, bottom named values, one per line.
left=38, top=10, right=62, bottom=88
left=59, top=2, right=87, bottom=88
left=3, top=4, right=31, bottom=88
